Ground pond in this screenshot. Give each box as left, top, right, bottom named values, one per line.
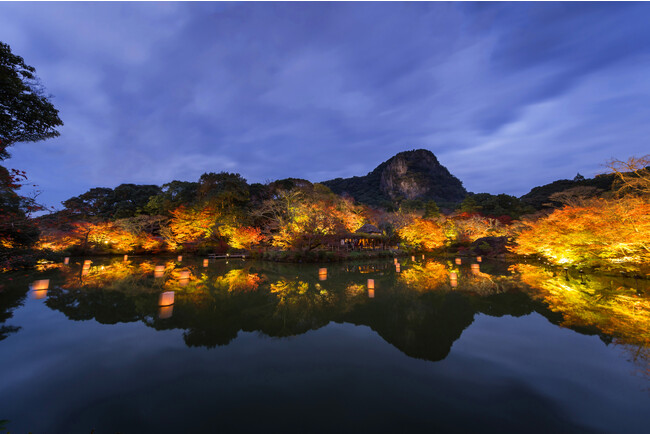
left=0, top=256, right=648, bottom=433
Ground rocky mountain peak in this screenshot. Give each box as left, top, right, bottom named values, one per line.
left=323, top=148, right=467, bottom=207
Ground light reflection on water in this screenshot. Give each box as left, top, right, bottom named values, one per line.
left=0, top=256, right=649, bottom=432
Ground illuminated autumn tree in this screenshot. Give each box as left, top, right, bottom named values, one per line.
left=450, top=214, right=508, bottom=243
left=254, top=184, right=364, bottom=251
left=166, top=204, right=221, bottom=246
left=397, top=217, right=446, bottom=251
left=221, top=226, right=264, bottom=250
left=0, top=166, right=42, bottom=249
left=37, top=218, right=164, bottom=253
left=512, top=197, right=650, bottom=271
left=607, top=154, right=650, bottom=196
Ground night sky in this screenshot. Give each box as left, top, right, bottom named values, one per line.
left=1, top=2, right=649, bottom=209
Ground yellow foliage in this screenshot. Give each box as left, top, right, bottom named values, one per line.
left=397, top=218, right=446, bottom=251
left=515, top=264, right=650, bottom=347
left=512, top=197, right=650, bottom=271
left=214, top=269, right=261, bottom=292
left=167, top=205, right=220, bottom=245
left=399, top=261, right=448, bottom=291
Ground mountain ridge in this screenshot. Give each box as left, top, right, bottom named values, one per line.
left=322, top=149, right=467, bottom=207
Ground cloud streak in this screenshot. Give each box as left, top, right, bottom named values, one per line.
left=1, top=2, right=649, bottom=208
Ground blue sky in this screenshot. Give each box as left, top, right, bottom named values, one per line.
left=1, top=2, right=649, bottom=209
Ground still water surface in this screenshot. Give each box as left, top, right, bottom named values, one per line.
left=1, top=257, right=649, bottom=433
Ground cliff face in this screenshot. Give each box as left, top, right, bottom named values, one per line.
left=323, top=149, right=467, bottom=207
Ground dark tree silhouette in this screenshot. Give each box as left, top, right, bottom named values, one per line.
left=0, top=41, right=63, bottom=158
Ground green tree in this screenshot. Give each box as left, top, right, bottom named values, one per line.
left=1, top=41, right=63, bottom=157
left=198, top=172, right=250, bottom=212
left=469, top=193, right=535, bottom=219
left=459, top=195, right=479, bottom=214
left=62, top=187, right=114, bottom=219
left=144, top=180, right=199, bottom=215
left=109, top=184, right=161, bottom=219
left=423, top=200, right=440, bottom=219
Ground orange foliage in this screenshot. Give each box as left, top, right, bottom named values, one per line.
left=166, top=205, right=220, bottom=245
left=512, top=197, right=650, bottom=271
left=214, top=269, right=262, bottom=292
left=397, top=218, right=446, bottom=251
left=37, top=220, right=163, bottom=253
left=221, top=226, right=264, bottom=249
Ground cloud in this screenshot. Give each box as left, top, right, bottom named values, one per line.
left=1, top=2, right=649, bottom=207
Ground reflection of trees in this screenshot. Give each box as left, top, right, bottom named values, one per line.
left=35, top=259, right=650, bottom=372
left=515, top=264, right=650, bottom=345
left=46, top=287, right=156, bottom=324
left=214, top=269, right=262, bottom=292
left=0, top=281, right=28, bottom=340
left=398, top=262, right=447, bottom=291
left=515, top=263, right=650, bottom=376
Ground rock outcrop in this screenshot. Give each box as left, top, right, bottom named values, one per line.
left=323, top=149, right=467, bottom=207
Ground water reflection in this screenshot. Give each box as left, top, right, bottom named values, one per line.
left=159, top=305, right=173, bottom=319
left=2, top=257, right=648, bottom=376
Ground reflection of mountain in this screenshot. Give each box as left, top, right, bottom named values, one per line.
left=38, top=259, right=649, bottom=366
left=346, top=290, right=475, bottom=361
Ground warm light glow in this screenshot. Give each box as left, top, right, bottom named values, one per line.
left=367, top=279, right=374, bottom=289
left=450, top=279, right=458, bottom=288
left=179, top=270, right=190, bottom=279
left=450, top=272, right=458, bottom=280
left=477, top=256, right=482, bottom=263
left=124, top=254, right=128, bottom=261
left=203, top=259, right=209, bottom=267
left=411, top=255, right=415, bottom=261
left=154, top=265, right=165, bottom=278
left=511, top=196, right=650, bottom=271
left=422, top=254, right=425, bottom=260
left=32, top=279, right=49, bottom=290
left=455, top=258, right=461, bottom=265
left=471, top=263, right=480, bottom=274
left=177, top=255, right=183, bottom=262
left=63, top=257, right=69, bottom=265
left=32, top=289, right=48, bottom=299
left=397, top=217, right=446, bottom=251
left=368, top=289, right=375, bottom=298
left=395, top=264, right=401, bottom=272
left=159, top=305, right=173, bottom=319
left=159, top=291, right=175, bottom=306
left=83, top=259, right=91, bottom=269
left=214, top=269, right=262, bottom=292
